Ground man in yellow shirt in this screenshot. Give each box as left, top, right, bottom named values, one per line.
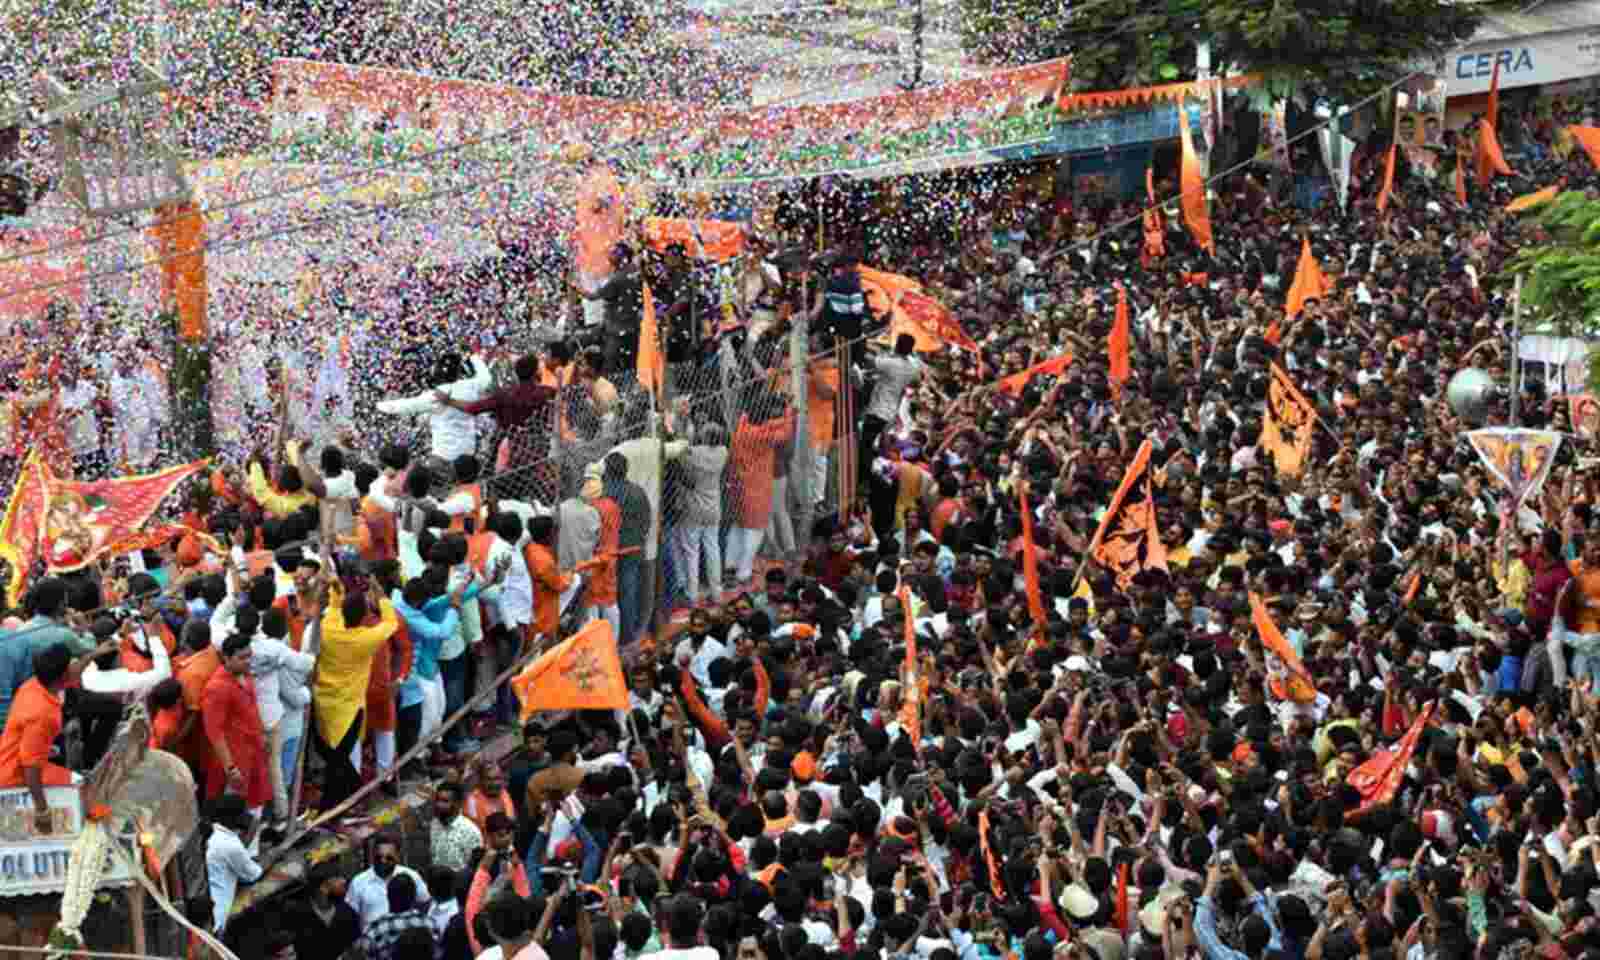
left=246, top=444, right=317, bottom=519
left=313, top=575, right=399, bottom=812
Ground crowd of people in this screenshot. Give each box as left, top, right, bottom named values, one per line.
left=4, top=85, right=1600, bottom=960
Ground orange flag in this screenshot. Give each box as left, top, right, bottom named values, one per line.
left=897, top=584, right=921, bottom=752
left=1019, top=483, right=1047, bottom=626
left=1108, top=284, right=1131, bottom=396
left=1376, top=143, right=1397, bottom=215
left=1456, top=153, right=1468, bottom=205
left=1487, top=60, right=1501, bottom=131
left=1284, top=235, right=1330, bottom=321
left=1178, top=107, right=1213, bottom=254
left=978, top=809, right=1004, bottom=896
left=1261, top=362, right=1317, bottom=477
left=1249, top=592, right=1318, bottom=703
left=642, top=217, right=745, bottom=262
left=1113, top=861, right=1131, bottom=935
left=511, top=619, right=628, bottom=716
left=994, top=352, right=1073, bottom=398
left=1507, top=184, right=1560, bottom=212
left=1085, top=439, right=1167, bottom=592
left=1476, top=122, right=1513, bottom=187
left=638, top=284, right=664, bottom=395
left=1402, top=568, right=1423, bottom=605
left=1567, top=126, right=1600, bottom=170
left=1347, top=702, right=1435, bottom=820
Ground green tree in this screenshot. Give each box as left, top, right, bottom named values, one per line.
left=1504, top=191, right=1600, bottom=387
left=958, top=0, right=1480, bottom=99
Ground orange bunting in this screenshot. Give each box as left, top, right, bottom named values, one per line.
left=1249, top=592, right=1318, bottom=703
left=1178, top=108, right=1214, bottom=254
left=511, top=619, right=628, bottom=715
left=1347, top=702, right=1434, bottom=820
left=1109, top=284, right=1131, bottom=396
left=1085, top=439, right=1167, bottom=592
left=1261, top=362, right=1317, bottom=477
left=1019, top=484, right=1047, bottom=626
left=995, top=353, right=1073, bottom=398
left=1056, top=74, right=1259, bottom=114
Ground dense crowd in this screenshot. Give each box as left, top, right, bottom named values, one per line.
left=4, top=88, right=1600, bottom=960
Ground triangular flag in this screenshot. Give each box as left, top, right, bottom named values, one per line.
left=1284, top=236, right=1330, bottom=321
left=1347, top=702, right=1435, bottom=820
left=1506, top=185, right=1560, bottom=212
left=1376, top=143, right=1397, bottom=214
left=1019, top=483, right=1047, bottom=626
left=1261, top=362, right=1318, bottom=477
left=1178, top=107, right=1214, bottom=254
left=1487, top=60, right=1501, bottom=131
left=1084, top=439, right=1167, bottom=592
left=1567, top=126, right=1600, bottom=170
left=638, top=283, right=664, bottom=395
left=1109, top=284, right=1131, bottom=396
left=995, top=352, right=1073, bottom=398
left=1249, top=592, right=1318, bottom=703
left=978, top=809, right=1004, bottom=896
left=1476, top=122, right=1513, bottom=188
left=511, top=619, right=628, bottom=715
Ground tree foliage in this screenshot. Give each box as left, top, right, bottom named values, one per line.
left=1505, top=192, right=1600, bottom=389
left=958, top=0, right=1481, bottom=99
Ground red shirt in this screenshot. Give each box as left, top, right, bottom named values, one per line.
left=201, top=668, right=271, bottom=807
left=0, top=678, right=64, bottom=787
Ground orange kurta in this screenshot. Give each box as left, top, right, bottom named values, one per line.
left=524, top=541, right=572, bottom=638
left=589, top=498, right=621, bottom=605
left=731, top=412, right=796, bottom=528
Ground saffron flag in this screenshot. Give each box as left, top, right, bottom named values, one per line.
left=1141, top=167, right=1165, bottom=267
left=1376, top=143, right=1397, bottom=214
left=0, top=452, right=210, bottom=604
left=638, top=283, right=664, bottom=394
left=1178, top=107, right=1214, bottom=254
left=1261, top=363, right=1317, bottom=477
left=512, top=619, right=628, bottom=716
left=1476, top=122, right=1513, bottom=187
left=573, top=165, right=626, bottom=290
left=995, top=352, right=1073, bottom=398
left=1249, top=592, right=1318, bottom=703
left=1113, top=861, right=1131, bottom=935
left=860, top=267, right=978, bottom=358
left=1487, top=60, right=1501, bottom=131
left=1108, top=284, right=1131, bottom=396
left=642, top=217, right=745, bottom=262
left=1456, top=153, right=1468, bottom=205
left=897, top=584, right=921, bottom=752
left=1347, top=702, right=1435, bottom=820
left=978, top=808, right=1004, bottom=896
left=1019, top=484, right=1047, bottom=626
left=1084, top=439, right=1167, bottom=592
left=1507, top=185, right=1560, bottom=212
left=1567, top=126, right=1600, bottom=170
left=1284, top=236, right=1330, bottom=321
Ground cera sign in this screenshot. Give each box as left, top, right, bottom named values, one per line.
left=1447, top=30, right=1600, bottom=97
left=0, top=786, right=130, bottom=897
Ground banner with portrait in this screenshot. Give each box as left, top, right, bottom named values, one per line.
left=1467, top=427, right=1563, bottom=511
left=1394, top=77, right=1447, bottom=149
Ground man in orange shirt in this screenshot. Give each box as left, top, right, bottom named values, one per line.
left=0, top=645, right=78, bottom=834
left=523, top=516, right=572, bottom=646
left=175, top=620, right=223, bottom=798
left=581, top=467, right=621, bottom=640
left=1566, top=536, right=1600, bottom=685
left=806, top=348, right=840, bottom=511
left=204, top=633, right=273, bottom=827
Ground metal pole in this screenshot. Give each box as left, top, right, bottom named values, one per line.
left=1511, top=273, right=1523, bottom=427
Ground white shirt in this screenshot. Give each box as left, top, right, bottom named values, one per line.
left=376, top=354, right=494, bottom=461
left=653, top=948, right=720, bottom=960
left=346, top=864, right=429, bottom=931
left=866, top=354, right=922, bottom=423
left=207, top=823, right=262, bottom=932
left=488, top=537, right=532, bottom=628
left=251, top=635, right=315, bottom=729
left=675, top=634, right=730, bottom=689
left=81, top=625, right=171, bottom=700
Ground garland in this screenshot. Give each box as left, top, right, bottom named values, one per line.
left=47, top=816, right=112, bottom=960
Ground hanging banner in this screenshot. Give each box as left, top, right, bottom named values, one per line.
left=1564, top=394, right=1600, bottom=440
left=0, top=786, right=132, bottom=897
left=1467, top=427, right=1563, bottom=510
left=1317, top=127, right=1356, bottom=212
left=1394, top=78, right=1447, bottom=148
left=1260, top=100, right=1291, bottom=169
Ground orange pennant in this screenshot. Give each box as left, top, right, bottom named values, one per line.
left=1476, top=122, right=1513, bottom=188
left=1178, top=108, right=1214, bottom=254
left=638, top=284, right=664, bottom=395
left=1249, top=592, right=1318, bottom=703
left=1019, top=483, right=1046, bottom=626
left=511, top=619, right=628, bottom=715
left=1085, top=439, right=1167, bottom=592
left=1284, top=235, right=1330, bottom=321
left=1487, top=60, right=1501, bottom=131
left=1567, top=126, right=1600, bottom=170
left=1376, top=143, right=1397, bottom=215
left=1109, top=284, right=1131, bottom=396
left=978, top=809, right=1004, bottom=896
left=995, top=352, right=1073, bottom=398
left=1261, top=362, right=1317, bottom=477
left=1347, top=702, right=1434, bottom=820
left=1506, top=184, right=1559, bottom=212
left=1113, top=861, right=1131, bottom=935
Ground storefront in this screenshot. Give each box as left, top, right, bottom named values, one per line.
left=1444, top=0, right=1600, bottom=121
